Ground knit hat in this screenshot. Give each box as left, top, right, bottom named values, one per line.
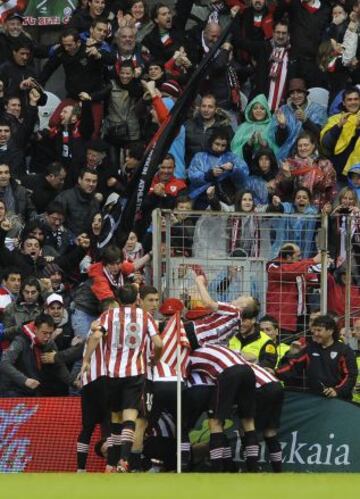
left=160, top=80, right=182, bottom=99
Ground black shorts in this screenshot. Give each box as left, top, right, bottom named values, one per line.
left=142, top=380, right=183, bottom=422
left=182, top=385, right=214, bottom=430
left=139, top=379, right=154, bottom=419
left=109, top=375, right=145, bottom=412
left=255, top=381, right=284, bottom=431
left=209, top=365, right=256, bottom=421
left=81, top=376, right=109, bottom=428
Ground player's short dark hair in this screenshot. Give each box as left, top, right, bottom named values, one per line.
left=139, top=285, right=158, bottom=300
left=34, top=313, right=55, bottom=329
left=102, top=245, right=123, bottom=265
left=117, top=284, right=138, bottom=305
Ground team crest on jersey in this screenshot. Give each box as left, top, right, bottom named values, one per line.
left=330, top=351, right=338, bottom=359
left=170, top=185, right=177, bottom=193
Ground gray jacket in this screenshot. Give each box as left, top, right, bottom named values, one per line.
left=0, top=335, right=73, bottom=396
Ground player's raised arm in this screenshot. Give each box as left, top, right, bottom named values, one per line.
left=195, top=274, right=218, bottom=312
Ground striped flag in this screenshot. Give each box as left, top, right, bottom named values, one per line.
left=153, top=314, right=191, bottom=380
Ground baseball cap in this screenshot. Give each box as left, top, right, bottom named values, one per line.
left=6, top=12, right=24, bottom=22
left=159, top=298, right=184, bottom=316
left=46, top=293, right=64, bottom=306
left=185, top=307, right=212, bottom=320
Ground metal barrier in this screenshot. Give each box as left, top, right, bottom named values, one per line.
left=153, top=210, right=328, bottom=342
left=151, top=208, right=360, bottom=349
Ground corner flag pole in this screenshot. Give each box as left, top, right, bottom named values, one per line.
left=176, top=310, right=182, bottom=474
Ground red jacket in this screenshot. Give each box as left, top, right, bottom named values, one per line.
left=327, top=273, right=360, bottom=319
left=149, top=174, right=186, bottom=197
left=266, top=257, right=317, bottom=332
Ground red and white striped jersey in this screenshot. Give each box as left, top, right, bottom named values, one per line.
left=102, top=306, right=159, bottom=378
left=82, top=331, right=107, bottom=387
left=189, top=345, right=246, bottom=380
left=250, top=362, right=279, bottom=389
left=189, top=345, right=279, bottom=388
left=192, top=302, right=241, bottom=346
left=152, top=315, right=190, bottom=382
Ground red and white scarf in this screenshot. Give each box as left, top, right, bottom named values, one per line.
left=22, top=322, right=42, bottom=370
left=268, top=42, right=289, bottom=111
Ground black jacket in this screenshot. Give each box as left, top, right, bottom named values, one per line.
left=39, top=43, right=109, bottom=100
left=55, top=185, right=100, bottom=236
left=0, top=59, right=38, bottom=96
left=185, top=110, right=234, bottom=164
left=20, top=174, right=62, bottom=213
left=277, top=339, right=358, bottom=400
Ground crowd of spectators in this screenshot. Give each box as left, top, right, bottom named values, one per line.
left=0, top=0, right=360, bottom=399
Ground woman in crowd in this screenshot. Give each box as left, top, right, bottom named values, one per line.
left=231, top=94, right=277, bottom=162
left=269, top=187, right=319, bottom=259
left=274, top=132, right=337, bottom=209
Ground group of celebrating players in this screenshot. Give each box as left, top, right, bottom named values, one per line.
left=78, top=273, right=285, bottom=473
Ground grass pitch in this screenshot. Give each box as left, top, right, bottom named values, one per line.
left=1, top=473, right=360, bottom=499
